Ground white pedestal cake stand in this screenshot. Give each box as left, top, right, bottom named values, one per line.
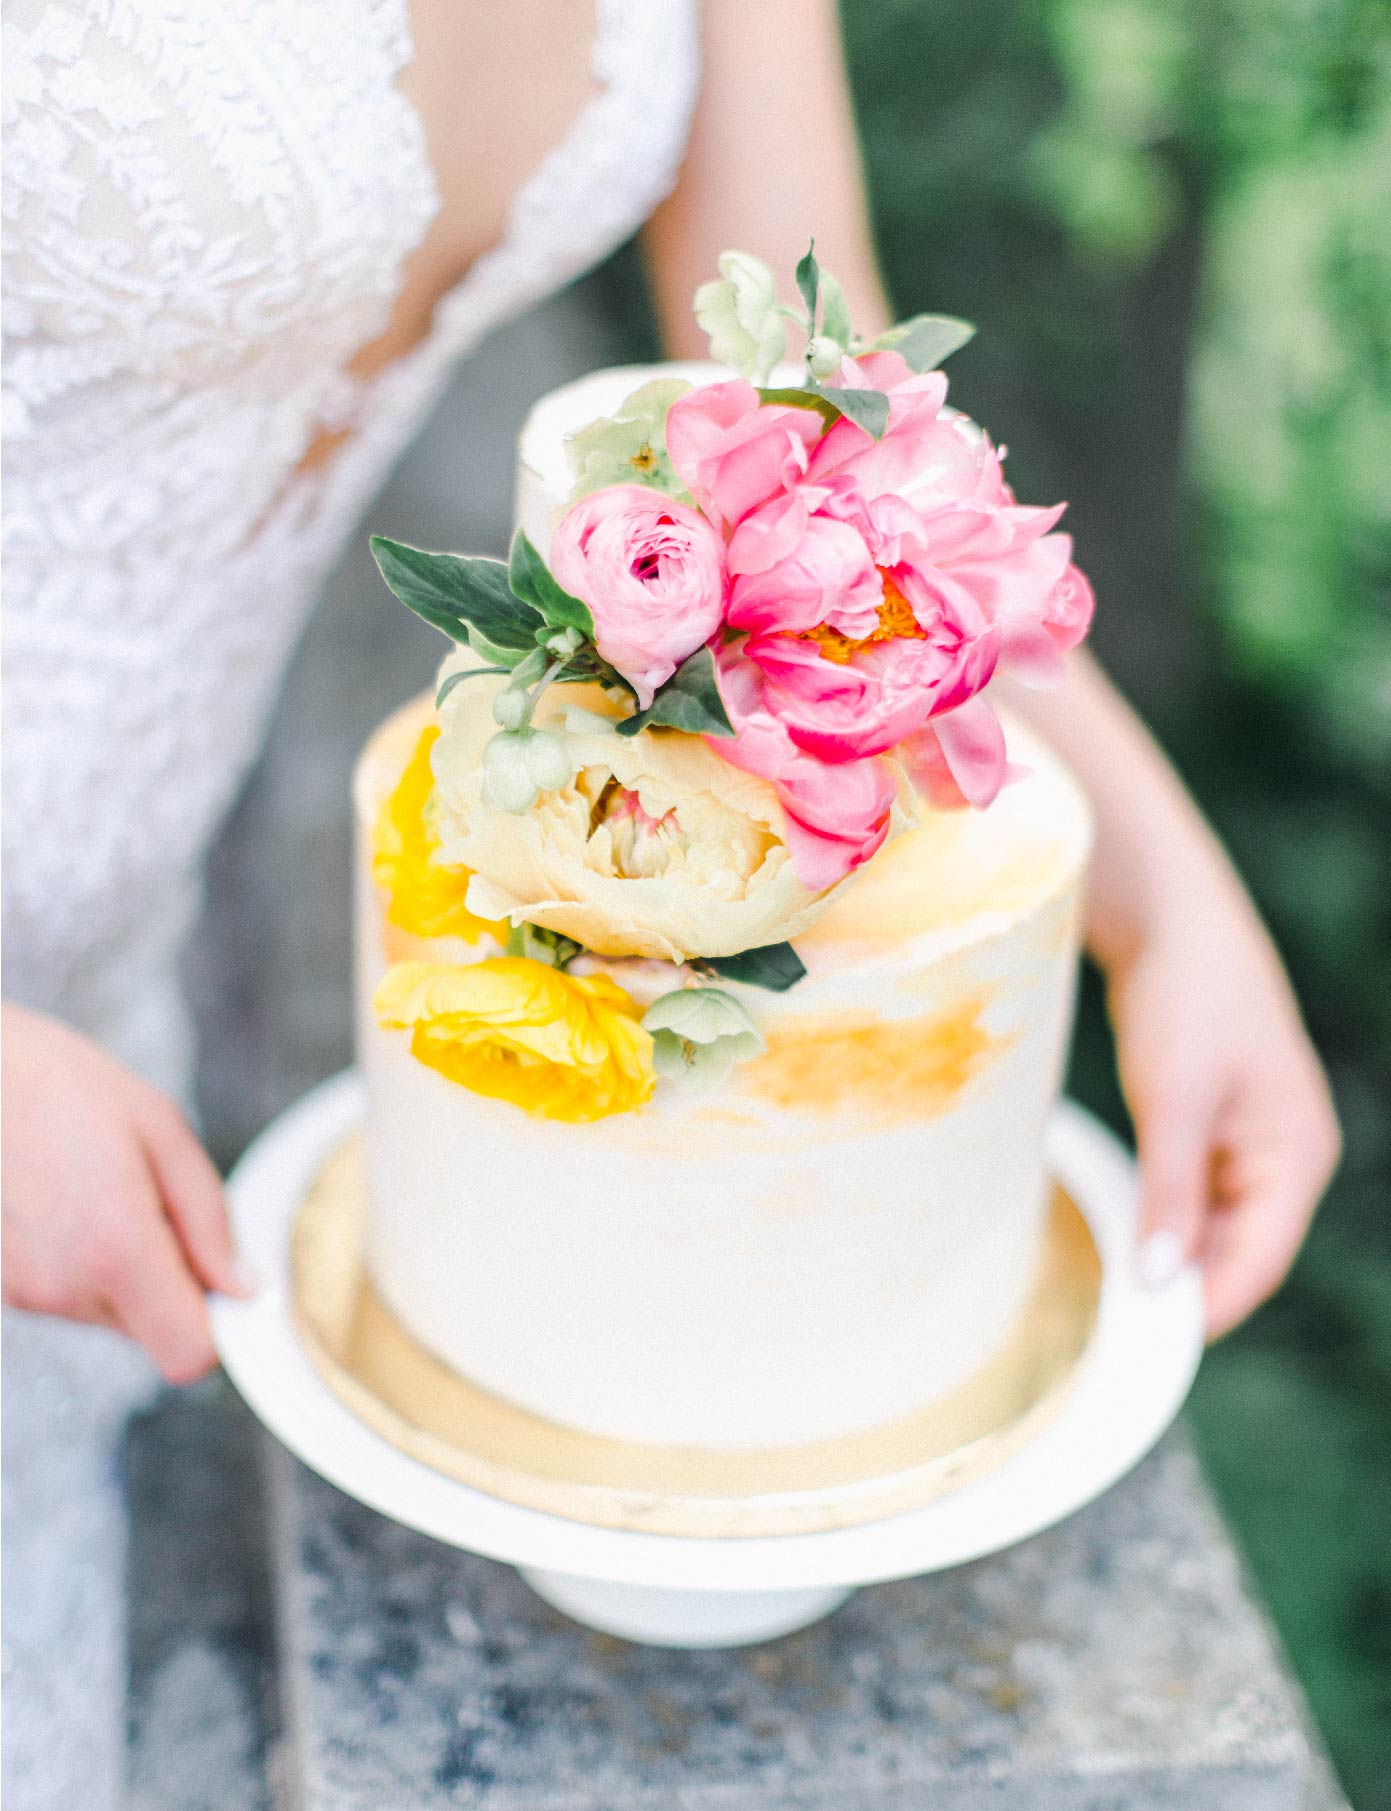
left=212, top=1072, right=1204, bottom=1649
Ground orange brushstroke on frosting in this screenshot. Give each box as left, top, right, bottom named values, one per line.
left=742, top=991, right=1009, bottom=1123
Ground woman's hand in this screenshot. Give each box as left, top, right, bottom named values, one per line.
left=998, top=652, right=1339, bottom=1337
left=1, top=1002, right=254, bottom=1382
left=1109, top=902, right=1341, bottom=1337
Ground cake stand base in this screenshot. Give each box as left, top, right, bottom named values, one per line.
left=518, top=1569, right=855, bottom=1647
left=213, top=1072, right=1204, bottom=1651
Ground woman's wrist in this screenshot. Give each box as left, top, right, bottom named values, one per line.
left=995, top=653, right=1259, bottom=979
left=1083, top=795, right=1255, bottom=980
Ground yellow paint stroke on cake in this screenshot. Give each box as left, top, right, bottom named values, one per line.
left=371, top=725, right=504, bottom=944
left=801, top=823, right=1077, bottom=951
left=742, top=991, right=1010, bottom=1123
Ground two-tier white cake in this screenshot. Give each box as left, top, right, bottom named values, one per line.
left=353, top=364, right=1093, bottom=1454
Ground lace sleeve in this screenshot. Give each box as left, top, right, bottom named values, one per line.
left=1, top=0, right=430, bottom=1085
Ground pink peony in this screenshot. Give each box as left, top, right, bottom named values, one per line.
left=549, top=486, right=728, bottom=708
left=704, top=352, right=1093, bottom=809
left=740, top=614, right=1001, bottom=766
left=900, top=698, right=1013, bottom=811
left=664, top=380, right=823, bottom=532
left=809, top=354, right=1095, bottom=688
left=726, top=504, right=883, bottom=639
left=712, top=652, right=897, bottom=890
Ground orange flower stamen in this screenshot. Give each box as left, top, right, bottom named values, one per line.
left=794, top=570, right=926, bottom=664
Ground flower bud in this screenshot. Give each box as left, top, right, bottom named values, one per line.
left=491, top=685, right=532, bottom=731
left=806, top=335, right=843, bottom=379
left=543, top=626, right=584, bottom=660
left=527, top=728, right=576, bottom=791
left=643, top=986, right=765, bottom=1085
left=482, top=729, right=574, bottom=814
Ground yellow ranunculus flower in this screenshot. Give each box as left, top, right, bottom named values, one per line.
left=373, top=957, right=655, bottom=1122
left=372, top=725, right=503, bottom=943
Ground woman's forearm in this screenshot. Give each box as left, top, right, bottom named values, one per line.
left=1001, top=652, right=1259, bottom=973
left=643, top=0, right=891, bottom=356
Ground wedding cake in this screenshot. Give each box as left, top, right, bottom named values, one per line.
left=353, top=249, right=1095, bottom=1454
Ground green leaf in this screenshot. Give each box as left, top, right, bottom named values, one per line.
left=370, top=537, right=542, bottom=653
left=702, top=942, right=807, bottom=992
left=467, top=625, right=534, bottom=670
left=826, top=385, right=891, bottom=438
left=614, top=645, right=734, bottom=738
left=795, top=240, right=820, bottom=326
left=757, top=385, right=841, bottom=428
left=756, top=382, right=890, bottom=440
left=507, top=530, right=595, bottom=637
left=506, top=921, right=584, bottom=969
left=551, top=652, right=633, bottom=695
left=874, top=314, right=976, bottom=372
left=819, top=270, right=853, bottom=348
left=507, top=646, right=551, bottom=687
left=435, top=666, right=509, bottom=708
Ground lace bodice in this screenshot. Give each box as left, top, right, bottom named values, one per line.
left=1, top=0, right=699, bottom=1097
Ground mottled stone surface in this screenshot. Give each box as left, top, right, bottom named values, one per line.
left=268, top=1430, right=1341, bottom=1811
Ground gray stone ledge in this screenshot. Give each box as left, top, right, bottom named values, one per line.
left=265, top=1429, right=1343, bottom=1811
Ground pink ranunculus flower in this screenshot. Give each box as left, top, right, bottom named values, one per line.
left=712, top=653, right=898, bottom=890
left=664, top=379, right=824, bottom=532
left=549, top=485, right=728, bottom=709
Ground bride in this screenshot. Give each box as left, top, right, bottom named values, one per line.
left=1, top=0, right=1338, bottom=1800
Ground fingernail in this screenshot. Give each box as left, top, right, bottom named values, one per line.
left=1138, top=1229, right=1184, bottom=1290
left=231, top=1257, right=263, bottom=1298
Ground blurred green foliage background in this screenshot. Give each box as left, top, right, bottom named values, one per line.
left=814, top=0, right=1391, bottom=1801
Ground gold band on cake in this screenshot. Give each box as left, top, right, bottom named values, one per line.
left=292, top=1135, right=1102, bottom=1539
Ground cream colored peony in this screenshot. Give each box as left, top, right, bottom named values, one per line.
left=428, top=661, right=888, bottom=961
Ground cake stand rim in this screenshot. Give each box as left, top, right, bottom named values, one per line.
left=211, top=1070, right=1204, bottom=1594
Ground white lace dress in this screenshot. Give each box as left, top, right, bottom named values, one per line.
left=1, top=3, right=698, bottom=1800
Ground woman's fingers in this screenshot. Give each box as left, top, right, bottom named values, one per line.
left=105, top=1182, right=220, bottom=1384
left=136, top=1094, right=254, bottom=1299
left=1203, top=1090, right=1341, bottom=1338
left=1132, top=1071, right=1218, bottom=1288
left=1204, top=1166, right=1317, bottom=1338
